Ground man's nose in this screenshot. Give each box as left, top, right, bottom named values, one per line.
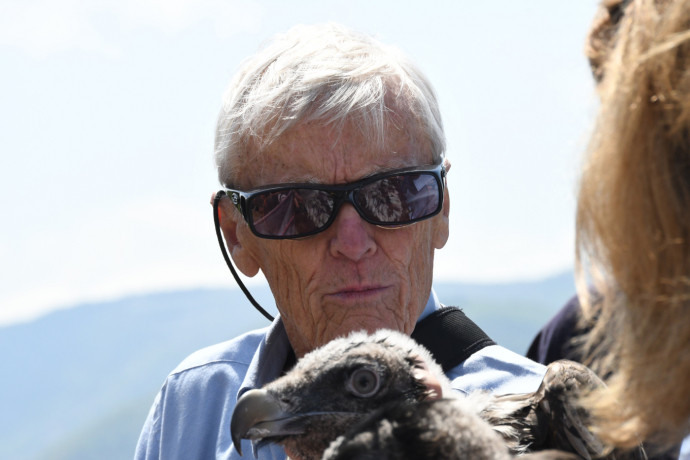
left=329, top=204, right=377, bottom=261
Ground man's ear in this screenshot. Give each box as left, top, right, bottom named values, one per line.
left=432, top=159, right=450, bottom=250
left=211, top=192, right=261, bottom=277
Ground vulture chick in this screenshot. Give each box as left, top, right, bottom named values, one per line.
left=231, top=330, right=645, bottom=460
left=324, top=360, right=647, bottom=460
left=231, top=329, right=505, bottom=460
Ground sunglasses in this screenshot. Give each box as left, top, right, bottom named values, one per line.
left=217, top=163, right=446, bottom=240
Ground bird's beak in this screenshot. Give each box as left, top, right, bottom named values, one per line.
left=231, top=389, right=305, bottom=456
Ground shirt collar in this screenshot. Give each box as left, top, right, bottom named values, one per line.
left=237, top=315, right=291, bottom=401
left=237, top=287, right=441, bottom=401
left=418, top=287, right=441, bottom=321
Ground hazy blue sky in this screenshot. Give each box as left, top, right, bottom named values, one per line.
left=0, top=0, right=600, bottom=325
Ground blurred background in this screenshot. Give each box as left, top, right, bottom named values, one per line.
left=0, top=1, right=599, bottom=459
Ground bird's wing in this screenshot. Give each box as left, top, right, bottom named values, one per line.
left=518, top=360, right=646, bottom=460
left=536, top=360, right=608, bottom=459
left=476, top=390, right=547, bottom=454
left=485, top=360, right=647, bottom=460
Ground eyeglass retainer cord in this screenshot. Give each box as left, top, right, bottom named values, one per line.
left=213, top=191, right=275, bottom=322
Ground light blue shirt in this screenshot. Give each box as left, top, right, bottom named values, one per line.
left=134, top=289, right=546, bottom=460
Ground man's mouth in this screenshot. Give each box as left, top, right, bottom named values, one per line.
left=327, top=284, right=391, bottom=301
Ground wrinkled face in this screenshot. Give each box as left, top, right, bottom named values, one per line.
left=226, top=114, right=450, bottom=357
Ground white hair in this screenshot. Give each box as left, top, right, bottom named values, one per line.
left=214, top=23, right=446, bottom=187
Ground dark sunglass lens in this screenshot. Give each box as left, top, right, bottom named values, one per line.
left=250, top=189, right=335, bottom=237
left=355, top=173, right=440, bottom=224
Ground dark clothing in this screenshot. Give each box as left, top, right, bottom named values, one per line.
left=526, top=295, right=584, bottom=364
left=526, top=295, right=681, bottom=460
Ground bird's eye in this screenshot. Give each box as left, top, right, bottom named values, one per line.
left=348, top=368, right=380, bottom=398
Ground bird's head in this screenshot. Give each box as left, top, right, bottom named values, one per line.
left=230, top=329, right=453, bottom=459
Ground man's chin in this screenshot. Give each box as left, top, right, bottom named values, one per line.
left=319, top=313, right=408, bottom=347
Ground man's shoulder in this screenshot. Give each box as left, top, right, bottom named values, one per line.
left=447, top=344, right=546, bottom=396
left=170, top=326, right=270, bottom=376
left=135, top=326, right=273, bottom=460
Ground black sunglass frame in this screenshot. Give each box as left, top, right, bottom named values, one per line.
left=220, top=163, right=446, bottom=240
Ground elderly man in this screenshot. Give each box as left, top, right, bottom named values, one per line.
left=135, top=24, right=545, bottom=460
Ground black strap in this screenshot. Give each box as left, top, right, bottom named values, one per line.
left=213, top=191, right=275, bottom=322
left=411, top=307, right=496, bottom=372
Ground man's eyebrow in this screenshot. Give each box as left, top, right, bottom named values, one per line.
left=279, top=159, right=414, bottom=184
left=360, top=165, right=404, bottom=179
left=355, top=160, right=415, bottom=181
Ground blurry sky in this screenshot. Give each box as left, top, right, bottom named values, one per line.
left=0, top=0, right=600, bottom=325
